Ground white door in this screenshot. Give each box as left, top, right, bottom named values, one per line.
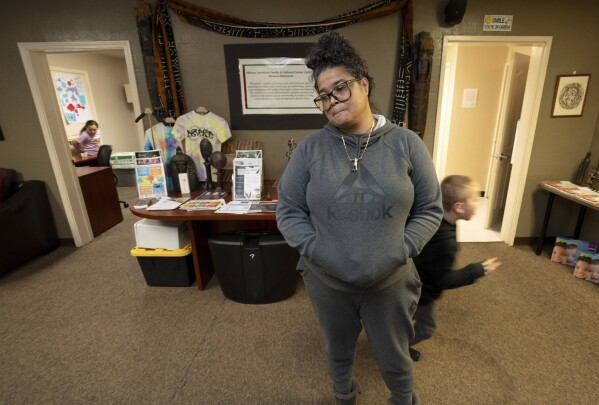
left=485, top=52, right=530, bottom=228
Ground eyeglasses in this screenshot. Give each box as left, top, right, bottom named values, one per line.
left=313, top=78, right=362, bottom=112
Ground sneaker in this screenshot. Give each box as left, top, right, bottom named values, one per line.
left=409, top=347, right=421, bottom=362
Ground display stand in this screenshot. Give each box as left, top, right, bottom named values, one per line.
left=232, top=150, right=263, bottom=200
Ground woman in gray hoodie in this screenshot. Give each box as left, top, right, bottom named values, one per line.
left=276, top=32, right=443, bottom=405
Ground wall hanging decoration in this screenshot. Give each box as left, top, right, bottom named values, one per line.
left=551, top=74, right=591, bottom=117
left=137, top=0, right=415, bottom=128
left=152, top=0, right=187, bottom=120
left=135, top=0, right=163, bottom=117
left=166, top=0, right=407, bottom=38
left=407, top=31, right=433, bottom=136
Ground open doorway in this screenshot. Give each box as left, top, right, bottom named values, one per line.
left=433, top=36, right=552, bottom=245
left=46, top=51, right=140, bottom=154
left=18, top=41, right=144, bottom=247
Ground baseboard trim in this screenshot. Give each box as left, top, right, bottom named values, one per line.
left=58, top=238, right=76, bottom=247
left=514, top=236, right=555, bottom=247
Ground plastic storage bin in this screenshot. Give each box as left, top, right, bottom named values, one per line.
left=134, top=219, right=190, bottom=250
left=131, top=244, right=195, bottom=287
left=207, top=232, right=299, bottom=304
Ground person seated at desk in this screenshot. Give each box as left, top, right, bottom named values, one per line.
left=72, top=119, right=102, bottom=157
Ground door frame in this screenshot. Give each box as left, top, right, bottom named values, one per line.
left=18, top=41, right=144, bottom=246
left=432, top=35, right=552, bottom=245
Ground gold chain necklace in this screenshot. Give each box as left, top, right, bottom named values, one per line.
left=340, top=120, right=375, bottom=172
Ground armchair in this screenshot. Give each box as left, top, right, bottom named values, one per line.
left=0, top=168, right=58, bottom=275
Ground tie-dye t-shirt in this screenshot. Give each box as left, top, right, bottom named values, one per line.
left=144, top=123, right=182, bottom=189
left=171, top=111, right=232, bottom=181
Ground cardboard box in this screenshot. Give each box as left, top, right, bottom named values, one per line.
left=131, top=245, right=195, bottom=287
left=110, top=152, right=135, bottom=169
left=134, top=219, right=189, bottom=250
left=573, top=251, right=599, bottom=284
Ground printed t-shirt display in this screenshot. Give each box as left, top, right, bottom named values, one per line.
left=171, top=111, right=232, bottom=182
left=144, top=123, right=182, bottom=189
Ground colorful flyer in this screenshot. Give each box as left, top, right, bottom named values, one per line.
left=134, top=150, right=168, bottom=199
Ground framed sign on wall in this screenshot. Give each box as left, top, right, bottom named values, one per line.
left=224, top=43, right=326, bottom=130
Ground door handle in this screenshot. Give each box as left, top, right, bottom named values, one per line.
left=491, top=154, right=510, bottom=160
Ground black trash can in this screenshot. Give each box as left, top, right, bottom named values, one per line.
left=208, top=231, right=300, bottom=304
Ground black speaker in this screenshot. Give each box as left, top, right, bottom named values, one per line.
left=445, top=0, right=467, bottom=26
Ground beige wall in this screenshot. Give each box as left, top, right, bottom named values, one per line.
left=445, top=45, right=508, bottom=190
left=46, top=53, right=141, bottom=153
left=0, top=0, right=598, bottom=243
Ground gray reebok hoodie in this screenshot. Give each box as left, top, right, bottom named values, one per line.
left=276, top=118, right=443, bottom=293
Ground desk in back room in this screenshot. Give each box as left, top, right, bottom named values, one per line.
left=536, top=180, right=599, bottom=255
left=129, top=182, right=279, bottom=290
left=72, top=154, right=98, bottom=167
left=76, top=166, right=123, bottom=237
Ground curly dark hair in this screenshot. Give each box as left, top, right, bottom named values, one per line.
left=80, top=119, right=99, bottom=134
left=305, top=31, right=374, bottom=96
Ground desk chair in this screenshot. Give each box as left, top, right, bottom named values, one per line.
left=95, top=145, right=129, bottom=209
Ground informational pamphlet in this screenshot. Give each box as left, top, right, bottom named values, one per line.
left=133, top=198, right=156, bottom=209
left=179, top=199, right=226, bottom=211
left=197, top=189, right=229, bottom=199
left=215, top=200, right=252, bottom=214
left=248, top=201, right=277, bottom=213
left=232, top=150, right=263, bottom=201
left=544, top=181, right=599, bottom=206
left=134, top=150, right=168, bottom=198
left=146, top=196, right=189, bottom=211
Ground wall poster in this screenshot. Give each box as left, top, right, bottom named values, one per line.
left=50, top=67, right=95, bottom=126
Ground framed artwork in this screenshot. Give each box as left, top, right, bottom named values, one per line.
left=551, top=74, right=591, bottom=117
left=224, top=43, right=326, bottom=130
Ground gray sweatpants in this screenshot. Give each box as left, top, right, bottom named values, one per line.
left=411, top=301, right=437, bottom=346
left=301, top=265, right=421, bottom=405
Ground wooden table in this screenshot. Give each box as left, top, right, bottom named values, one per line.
left=72, top=154, right=98, bottom=167
left=536, top=181, right=599, bottom=255
left=77, top=166, right=123, bottom=236
left=129, top=183, right=279, bottom=290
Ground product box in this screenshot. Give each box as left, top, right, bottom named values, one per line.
left=110, top=152, right=136, bottom=168
left=551, top=236, right=597, bottom=267
left=573, top=251, right=599, bottom=284
left=111, top=152, right=137, bottom=187
left=134, top=219, right=190, bottom=250
left=131, top=245, right=195, bottom=287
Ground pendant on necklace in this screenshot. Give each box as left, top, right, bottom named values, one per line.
left=352, top=158, right=359, bottom=172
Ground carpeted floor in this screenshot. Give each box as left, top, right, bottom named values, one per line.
left=0, top=187, right=598, bottom=404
